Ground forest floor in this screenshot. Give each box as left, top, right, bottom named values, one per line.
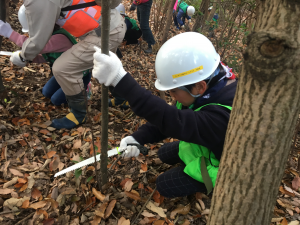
left=0, top=1, right=300, bottom=225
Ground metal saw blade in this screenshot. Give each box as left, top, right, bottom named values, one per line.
left=0, top=51, right=13, bottom=56
left=54, top=147, right=123, bottom=177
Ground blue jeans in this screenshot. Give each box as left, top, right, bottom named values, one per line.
left=137, top=0, right=155, bottom=47
left=176, top=8, right=191, bottom=28
left=42, top=72, right=92, bottom=106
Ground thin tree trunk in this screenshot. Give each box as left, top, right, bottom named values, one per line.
left=161, top=0, right=176, bottom=46
left=208, top=0, right=300, bottom=224
left=0, top=0, right=6, bottom=95
left=192, top=0, right=210, bottom=32
left=100, top=0, right=110, bottom=189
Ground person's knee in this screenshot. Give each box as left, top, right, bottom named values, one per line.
left=156, top=174, right=173, bottom=198
left=42, top=87, right=52, bottom=99
left=51, top=95, right=66, bottom=106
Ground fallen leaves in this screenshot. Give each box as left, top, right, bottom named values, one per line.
left=92, top=188, right=106, bottom=201
left=29, top=201, right=47, bottom=209
left=170, top=204, right=191, bottom=219
left=125, top=191, right=141, bottom=201
left=104, top=199, right=117, bottom=219
left=146, top=201, right=166, bottom=218
left=292, top=176, right=300, bottom=191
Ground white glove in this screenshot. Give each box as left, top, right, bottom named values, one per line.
left=92, top=46, right=127, bottom=87
left=181, top=25, right=185, bottom=29
left=10, top=51, right=26, bottom=67
left=188, top=19, right=191, bottom=23
left=120, top=136, right=140, bottom=158
left=0, top=20, right=13, bottom=38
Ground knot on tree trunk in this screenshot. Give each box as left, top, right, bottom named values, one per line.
left=242, top=32, right=296, bottom=82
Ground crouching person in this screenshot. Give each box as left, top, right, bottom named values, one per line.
left=92, top=32, right=237, bottom=198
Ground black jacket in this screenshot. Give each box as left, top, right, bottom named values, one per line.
left=114, top=73, right=237, bottom=160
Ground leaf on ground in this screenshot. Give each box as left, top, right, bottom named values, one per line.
left=146, top=201, right=166, bottom=217
left=32, top=187, right=42, bottom=199
left=125, top=191, right=141, bottom=201
left=95, top=202, right=108, bottom=218
left=4, top=197, right=30, bottom=209
left=43, top=151, right=56, bottom=159
left=124, top=180, right=134, bottom=191
left=21, top=199, right=30, bottom=209
left=153, top=220, right=165, bottom=225
left=141, top=163, right=147, bottom=172
left=40, top=129, right=50, bottom=135
left=0, top=188, right=14, bottom=194
left=19, top=139, right=27, bottom=146
left=29, top=201, right=47, bottom=209
left=170, top=204, right=191, bottom=219
left=37, top=209, right=48, bottom=220
left=153, top=190, right=164, bottom=205
left=3, top=177, right=18, bottom=188
left=9, top=168, right=23, bottom=177
left=279, top=186, right=295, bottom=197
left=92, top=188, right=105, bottom=201
left=43, top=218, right=55, bottom=225
left=118, top=216, right=130, bottom=225
left=281, top=218, right=288, bottom=225
left=49, top=156, right=60, bottom=171
left=292, top=176, right=300, bottom=191
left=104, top=199, right=117, bottom=219
left=141, top=210, right=155, bottom=217
left=120, top=178, right=132, bottom=187
left=289, top=221, right=300, bottom=225
left=73, top=139, right=82, bottom=149
left=181, top=219, right=190, bottom=225
left=90, top=216, right=101, bottom=225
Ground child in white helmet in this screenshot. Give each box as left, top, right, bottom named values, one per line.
left=0, top=5, right=92, bottom=106
left=173, top=0, right=195, bottom=29
left=92, top=32, right=237, bottom=198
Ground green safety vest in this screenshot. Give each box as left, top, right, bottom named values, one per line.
left=177, top=0, right=189, bottom=13
left=176, top=102, right=232, bottom=194
left=42, top=28, right=89, bottom=77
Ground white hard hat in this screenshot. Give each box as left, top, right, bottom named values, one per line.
left=155, top=32, right=220, bottom=91
left=187, top=6, right=195, bottom=16
left=18, top=5, right=29, bottom=33
left=115, top=3, right=125, bottom=15
left=208, top=6, right=213, bottom=11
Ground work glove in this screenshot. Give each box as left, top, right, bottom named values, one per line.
left=0, top=20, right=13, bottom=38
left=130, top=3, right=137, bottom=11
left=188, top=19, right=191, bottom=23
left=181, top=25, right=185, bottom=29
left=120, top=136, right=140, bottom=158
left=93, top=46, right=127, bottom=87
left=10, top=51, right=26, bottom=67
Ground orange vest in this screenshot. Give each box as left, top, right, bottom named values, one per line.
left=57, top=0, right=101, bottom=37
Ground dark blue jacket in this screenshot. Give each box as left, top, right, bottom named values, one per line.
left=114, top=73, right=237, bottom=160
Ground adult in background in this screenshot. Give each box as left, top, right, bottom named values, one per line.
left=130, top=0, right=155, bottom=53
left=9, top=0, right=126, bottom=129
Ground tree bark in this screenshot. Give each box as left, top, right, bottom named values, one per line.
left=0, top=0, right=6, bottom=95
left=208, top=0, right=300, bottom=224
left=161, top=0, right=176, bottom=45
left=100, top=0, right=110, bottom=189
left=192, top=0, right=209, bottom=32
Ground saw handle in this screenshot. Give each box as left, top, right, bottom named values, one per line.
left=128, top=143, right=149, bottom=155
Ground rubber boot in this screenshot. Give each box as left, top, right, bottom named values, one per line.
left=51, top=91, right=87, bottom=129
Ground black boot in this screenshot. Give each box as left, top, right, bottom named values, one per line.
left=51, top=91, right=87, bottom=129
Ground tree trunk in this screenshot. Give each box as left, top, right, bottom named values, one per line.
left=100, top=0, right=110, bottom=189
left=0, top=0, right=6, bottom=95
left=161, top=0, right=176, bottom=45
left=192, top=0, right=210, bottom=32
left=208, top=0, right=300, bottom=225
